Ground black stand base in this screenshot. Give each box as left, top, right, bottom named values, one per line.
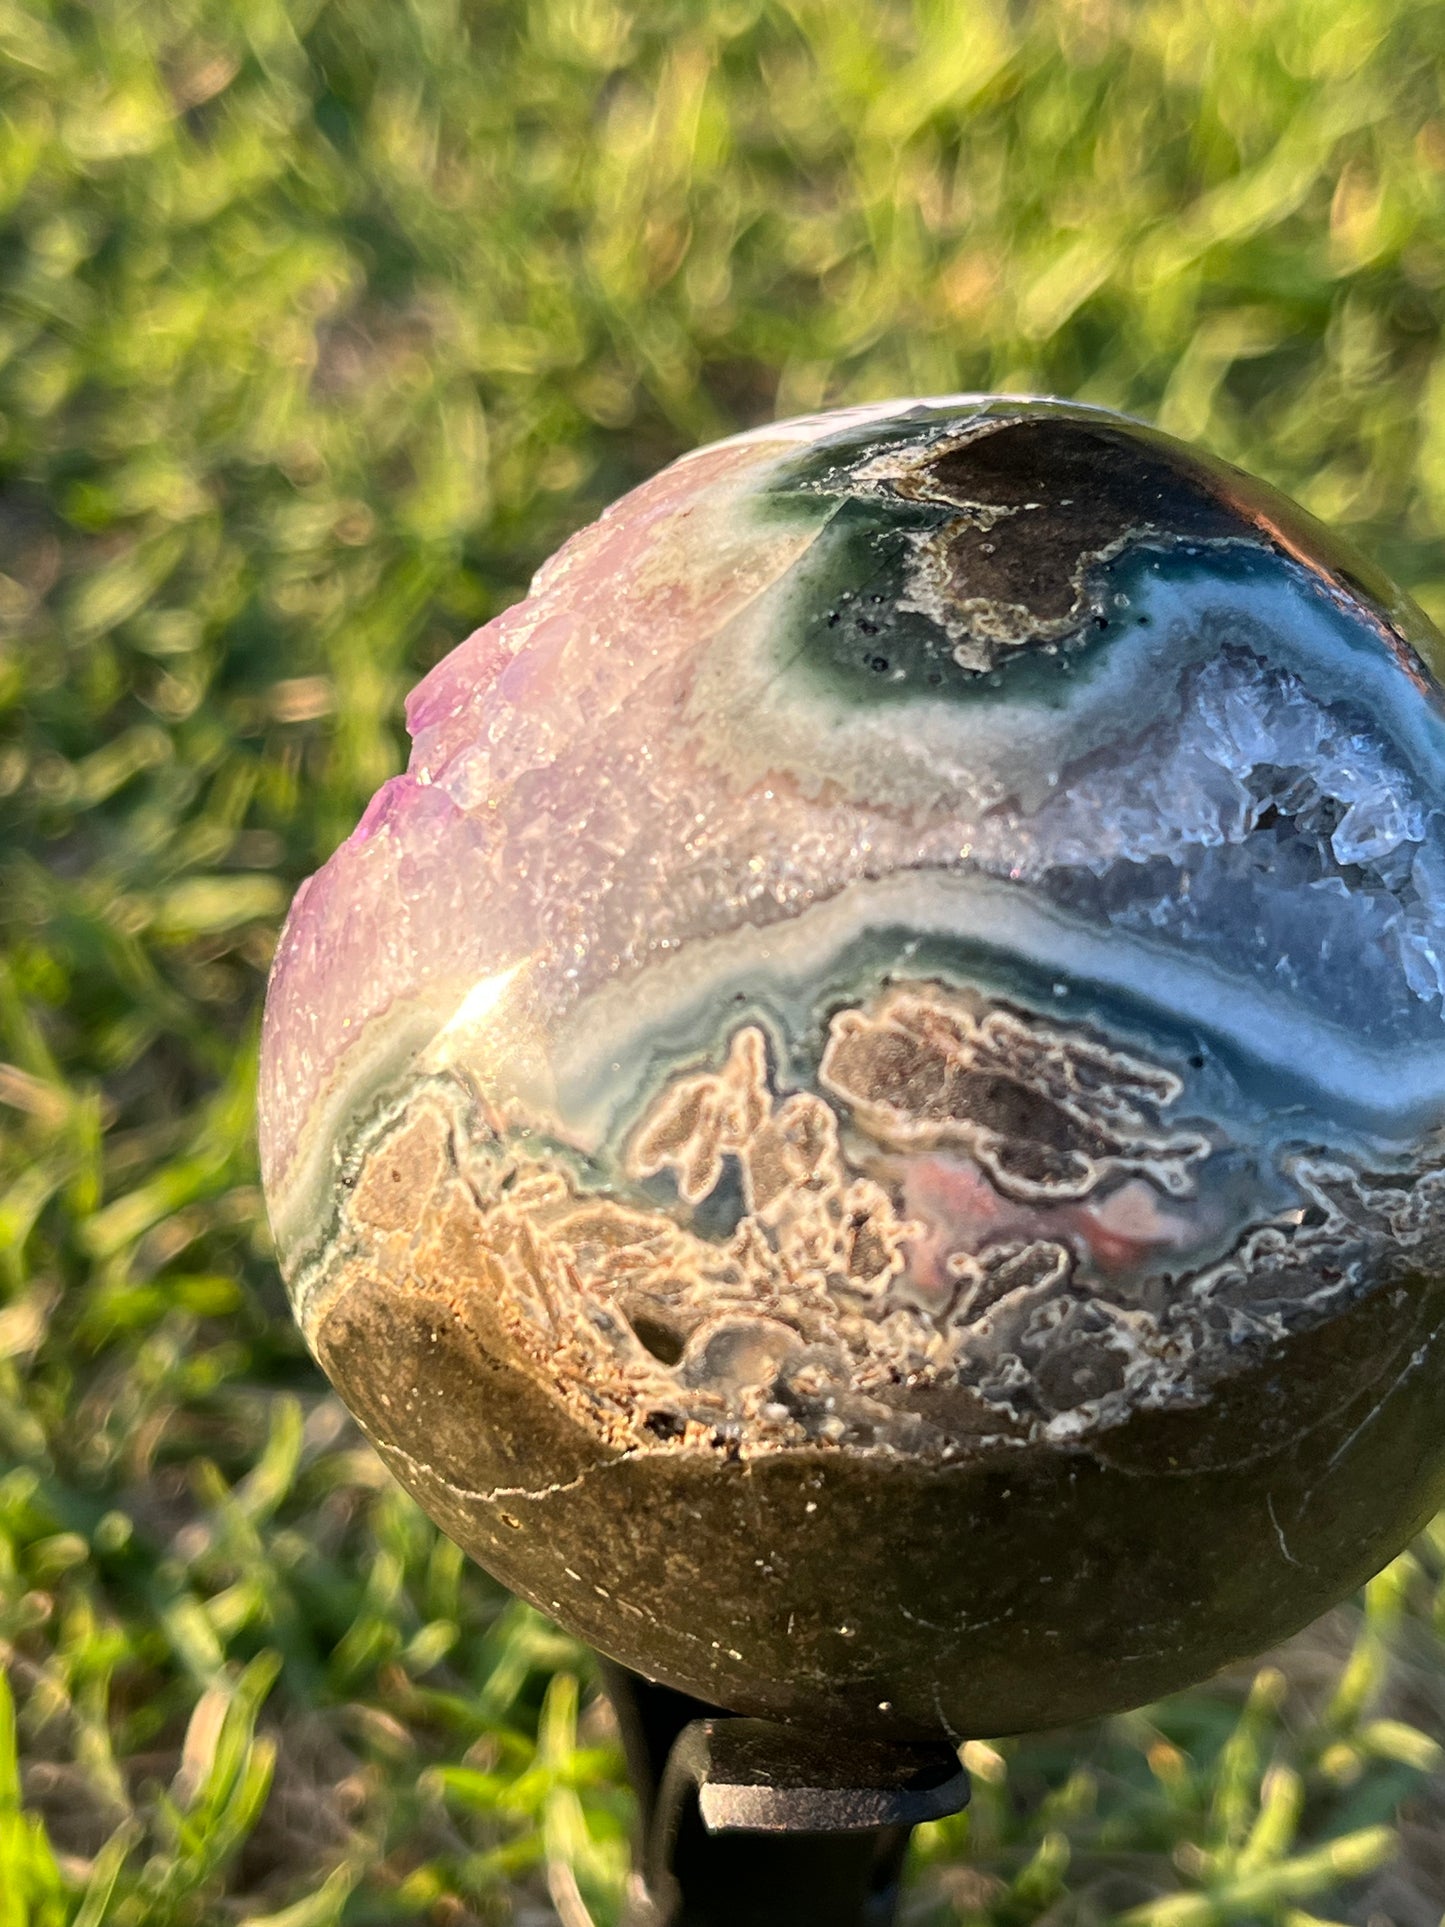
left=601, top=1665, right=970, bottom=1927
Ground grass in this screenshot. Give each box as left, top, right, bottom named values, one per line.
left=4, top=0, right=1445, bottom=1918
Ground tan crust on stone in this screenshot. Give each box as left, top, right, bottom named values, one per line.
left=304, top=985, right=1420, bottom=1460
left=818, top=985, right=1209, bottom=1200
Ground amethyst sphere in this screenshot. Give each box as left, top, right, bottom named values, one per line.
left=260, top=398, right=1445, bottom=1740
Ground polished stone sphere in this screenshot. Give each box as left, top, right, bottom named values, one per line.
left=259, top=397, right=1445, bottom=1741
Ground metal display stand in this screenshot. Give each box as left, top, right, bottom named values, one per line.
left=602, top=1665, right=971, bottom=1927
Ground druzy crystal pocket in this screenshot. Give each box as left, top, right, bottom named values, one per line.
left=259, top=399, right=1445, bottom=1739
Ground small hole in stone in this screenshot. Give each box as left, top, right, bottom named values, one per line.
left=628, top=1311, right=685, bottom=1366
left=643, top=1409, right=686, bottom=1440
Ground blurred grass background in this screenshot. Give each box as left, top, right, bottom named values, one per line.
left=7, top=0, right=1445, bottom=1920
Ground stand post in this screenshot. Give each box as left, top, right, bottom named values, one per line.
left=600, top=1664, right=970, bottom=1927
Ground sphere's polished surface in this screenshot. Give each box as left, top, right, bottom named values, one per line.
left=260, top=397, right=1445, bottom=1739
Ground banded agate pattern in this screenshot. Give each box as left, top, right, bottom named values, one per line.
left=259, top=399, right=1445, bottom=1737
